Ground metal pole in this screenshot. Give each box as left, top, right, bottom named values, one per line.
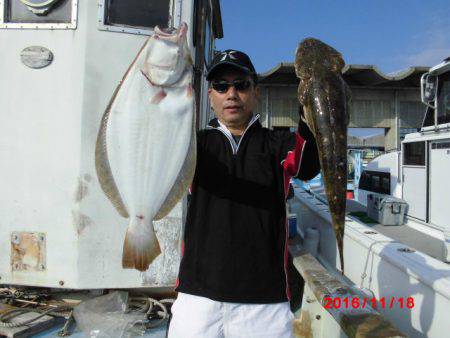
left=394, top=90, right=400, bottom=150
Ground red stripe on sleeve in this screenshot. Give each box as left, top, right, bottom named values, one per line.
left=281, top=133, right=306, bottom=300
left=282, top=133, right=306, bottom=196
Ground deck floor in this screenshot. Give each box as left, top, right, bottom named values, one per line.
left=370, top=222, right=445, bottom=261
left=345, top=199, right=446, bottom=261
left=311, top=189, right=447, bottom=262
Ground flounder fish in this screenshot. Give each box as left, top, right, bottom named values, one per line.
left=95, top=23, right=196, bottom=272
left=295, top=38, right=350, bottom=273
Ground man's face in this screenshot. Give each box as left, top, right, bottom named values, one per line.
left=208, top=68, right=259, bottom=131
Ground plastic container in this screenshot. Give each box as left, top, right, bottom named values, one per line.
left=367, top=194, right=408, bottom=226
left=288, top=214, right=297, bottom=238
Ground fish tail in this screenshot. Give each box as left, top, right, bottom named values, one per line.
left=338, top=239, right=344, bottom=274
left=335, top=230, right=345, bottom=274
left=122, top=222, right=161, bottom=271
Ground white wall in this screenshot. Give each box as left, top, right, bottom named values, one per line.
left=0, top=0, right=196, bottom=289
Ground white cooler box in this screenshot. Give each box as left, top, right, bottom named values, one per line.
left=367, top=194, right=408, bottom=226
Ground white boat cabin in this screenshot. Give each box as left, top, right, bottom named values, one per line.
left=0, top=0, right=223, bottom=289
left=357, top=58, right=450, bottom=234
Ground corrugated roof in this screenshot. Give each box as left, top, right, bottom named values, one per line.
left=258, top=63, right=429, bottom=87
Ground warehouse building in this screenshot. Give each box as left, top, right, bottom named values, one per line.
left=256, top=64, right=429, bottom=150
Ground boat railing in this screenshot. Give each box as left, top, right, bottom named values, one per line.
left=288, top=239, right=406, bottom=338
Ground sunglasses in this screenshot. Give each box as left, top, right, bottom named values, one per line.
left=211, top=79, right=252, bottom=93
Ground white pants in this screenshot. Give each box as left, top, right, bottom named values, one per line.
left=168, top=293, right=294, bottom=338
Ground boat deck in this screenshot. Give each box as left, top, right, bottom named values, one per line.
left=307, top=187, right=447, bottom=262
left=33, top=324, right=168, bottom=337
left=346, top=199, right=446, bottom=261
left=370, top=222, right=445, bottom=261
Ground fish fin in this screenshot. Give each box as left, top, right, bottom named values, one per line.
left=94, top=37, right=152, bottom=218
left=337, top=234, right=344, bottom=274
left=122, top=225, right=161, bottom=271
left=155, top=126, right=196, bottom=220
left=95, top=108, right=129, bottom=218
left=150, top=90, right=167, bottom=104
left=297, top=80, right=312, bottom=108
left=302, top=105, right=316, bottom=136
left=332, top=220, right=346, bottom=275
left=155, top=115, right=196, bottom=220
left=186, top=84, right=193, bottom=98
left=300, top=114, right=308, bottom=125
left=141, top=68, right=154, bottom=86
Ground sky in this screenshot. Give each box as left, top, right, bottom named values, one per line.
left=216, top=0, right=450, bottom=75
left=215, top=0, right=450, bottom=138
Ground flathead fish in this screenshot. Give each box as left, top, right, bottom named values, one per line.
left=95, top=23, right=196, bottom=271
left=295, top=38, right=350, bottom=273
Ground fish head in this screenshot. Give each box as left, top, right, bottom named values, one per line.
left=294, top=38, right=345, bottom=81
left=143, top=22, right=191, bottom=86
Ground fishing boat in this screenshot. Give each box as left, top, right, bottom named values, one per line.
left=1, top=2, right=446, bottom=337
left=0, top=0, right=222, bottom=336
left=291, top=57, right=450, bottom=337
left=0, top=0, right=223, bottom=291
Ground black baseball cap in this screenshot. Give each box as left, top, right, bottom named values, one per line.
left=206, top=49, right=257, bottom=83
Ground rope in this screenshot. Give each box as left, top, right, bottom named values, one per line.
left=0, top=305, right=72, bottom=328
left=0, top=288, right=174, bottom=334
left=129, top=297, right=174, bottom=330
left=145, top=298, right=169, bottom=328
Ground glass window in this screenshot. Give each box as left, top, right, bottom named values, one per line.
left=371, top=176, right=380, bottom=190
left=403, top=142, right=425, bottom=166
left=437, top=73, right=450, bottom=125
left=204, top=17, right=212, bottom=67
left=105, top=0, right=170, bottom=29
left=382, top=177, right=390, bottom=194
left=358, top=171, right=371, bottom=191
left=359, top=170, right=390, bottom=194
left=5, top=0, right=72, bottom=23
left=422, top=106, right=435, bottom=128
left=400, top=101, right=425, bottom=129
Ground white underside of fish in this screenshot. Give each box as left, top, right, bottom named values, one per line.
left=108, top=75, right=194, bottom=220
left=95, top=29, right=195, bottom=271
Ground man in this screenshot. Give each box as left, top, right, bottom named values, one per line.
left=168, top=50, right=320, bottom=338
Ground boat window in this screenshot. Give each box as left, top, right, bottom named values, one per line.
left=2, top=0, right=74, bottom=26
left=358, top=170, right=390, bottom=194
left=422, top=106, right=435, bottom=128
left=371, top=176, right=380, bottom=190
left=358, top=171, right=370, bottom=190
left=103, top=0, right=170, bottom=30
left=400, top=101, right=425, bottom=129
left=204, top=14, right=213, bottom=67
left=437, top=73, right=450, bottom=125
left=382, top=177, right=390, bottom=192
left=403, top=142, right=425, bottom=166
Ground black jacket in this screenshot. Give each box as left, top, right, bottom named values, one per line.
left=175, top=114, right=320, bottom=303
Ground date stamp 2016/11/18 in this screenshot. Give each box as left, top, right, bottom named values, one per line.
left=323, top=296, right=415, bottom=310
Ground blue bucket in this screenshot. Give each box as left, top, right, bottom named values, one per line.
left=288, top=214, right=297, bottom=238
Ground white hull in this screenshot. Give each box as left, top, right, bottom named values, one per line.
left=291, top=186, right=450, bottom=337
